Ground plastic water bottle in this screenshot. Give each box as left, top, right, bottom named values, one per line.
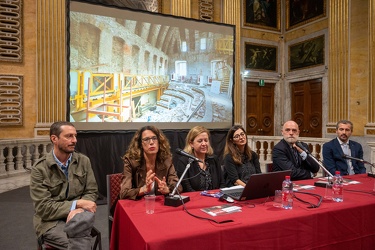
left=332, top=171, right=344, bottom=202
left=282, top=176, right=293, bottom=209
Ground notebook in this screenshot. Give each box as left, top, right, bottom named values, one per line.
left=220, top=170, right=292, bottom=201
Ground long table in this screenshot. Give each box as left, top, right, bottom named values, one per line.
left=110, top=174, right=375, bottom=249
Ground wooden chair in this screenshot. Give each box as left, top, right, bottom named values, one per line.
left=106, top=173, right=124, bottom=239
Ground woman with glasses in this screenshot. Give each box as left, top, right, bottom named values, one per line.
left=223, top=125, right=261, bottom=187
left=176, top=126, right=225, bottom=192
left=119, top=126, right=182, bottom=200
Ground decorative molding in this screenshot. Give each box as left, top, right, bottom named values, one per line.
left=365, top=126, right=375, bottom=136
left=326, top=127, right=336, bottom=134
left=35, top=129, right=50, bottom=137
left=199, top=0, right=214, bottom=22
left=0, top=75, right=23, bottom=126
left=0, top=0, right=23, bottom=62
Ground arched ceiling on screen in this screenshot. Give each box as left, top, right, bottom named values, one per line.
left=82, top=0, right=159, bottom=12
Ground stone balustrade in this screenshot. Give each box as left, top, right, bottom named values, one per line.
left=1, top=136, right=374, bottom=179
left=0, top=138, right=52, bottom=178
left=247, top=136, right=331, bottom=176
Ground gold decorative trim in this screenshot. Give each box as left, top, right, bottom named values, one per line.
left=0, top=0, right=23, bottom=62
left=0, top=74, right=23, bottom=126
left=36, top=129, right=50, bottom=137
left=199, top=0, right=214, bottom=22
left=326, top=127, right=336, bottom=134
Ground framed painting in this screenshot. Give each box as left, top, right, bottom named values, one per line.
left=289, top=35, right=325, bottom=71
left=286, top=0, right=326, bottom=30
left=243, top=0, right=281, bottom=31
left=245, top=43, right=277, bottom=72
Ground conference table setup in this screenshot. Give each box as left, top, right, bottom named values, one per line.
left=110, top=174, right=375, bottom=250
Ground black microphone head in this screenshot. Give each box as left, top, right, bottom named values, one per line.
left=295, top=141, right=309, bottom=153
left=175, top=148, right=183, bottom=153
left=296, top=141, right=303, bottom=147
left=342, top=154, right=347, bottom=159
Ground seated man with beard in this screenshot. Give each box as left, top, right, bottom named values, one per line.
left=272, top=120, right=320, bottom=180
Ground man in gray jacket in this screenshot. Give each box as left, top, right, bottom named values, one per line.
left=30, top=121, right=98, bottom=249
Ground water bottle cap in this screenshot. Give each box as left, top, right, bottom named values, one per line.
left=335, top=171, right=340, bottom=175
left=285, top=175, right=290, bottom=179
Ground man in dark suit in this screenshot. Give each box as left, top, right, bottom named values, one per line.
left=272, top=120, right=320, bottom=180
left=322, top=120, right=366, bottom=175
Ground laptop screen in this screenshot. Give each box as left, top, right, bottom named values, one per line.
left=221, top=170, right=292, bottom=201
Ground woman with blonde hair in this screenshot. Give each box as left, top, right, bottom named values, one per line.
left=119, top=125, right=181, bottom=200
left=223, top=125, right=261, bottom=187
left=176, top=126, right=224, bottom=192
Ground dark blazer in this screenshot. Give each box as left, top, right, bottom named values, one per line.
left=223, top=151, right=261, bottom=187
left=272, top=139, right=320, bottom=180
left=322, top=138, right=366, bottom=175
left=176, top=155, right=225, bottom=192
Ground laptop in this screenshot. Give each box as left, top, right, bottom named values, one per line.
left=220, top=170, right=292, bottom=201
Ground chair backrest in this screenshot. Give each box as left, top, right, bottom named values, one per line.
left=266, top=163, right=273, bottom=172
left=106, top=173, right=124, bottom=215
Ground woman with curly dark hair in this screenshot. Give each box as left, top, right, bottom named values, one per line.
left=119, top=126, right=182, bottom=200
left=223, top=125, right=261, bottom=187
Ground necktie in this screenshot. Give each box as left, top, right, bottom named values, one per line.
left=293, top=148, right=299, bottom=165
left=343, top=144, right=354, bottom=175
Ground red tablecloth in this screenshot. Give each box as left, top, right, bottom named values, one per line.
left=110, top=174, right=375, bottom=250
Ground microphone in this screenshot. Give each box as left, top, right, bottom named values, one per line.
left=342, top=154, right=364, bottom=162
left=294, top=141, right=334, bottom=185
left=342, top=154, right=375, bottom=178
left=175, top=148, right=203, bottom=163
left=295, top=141, right=309, bottom=154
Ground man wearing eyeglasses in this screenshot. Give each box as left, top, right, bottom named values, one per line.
left=272, top=120, right=320, bottom=180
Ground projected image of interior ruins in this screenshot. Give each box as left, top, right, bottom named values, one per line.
left=69, top=2, right=234, bottom=127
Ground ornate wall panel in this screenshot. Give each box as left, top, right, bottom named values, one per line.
left=0, top=75, right=23, bottom=126
left=0, top=0, right=23, bottom=62
left=199, top=0, right=213, bottom=21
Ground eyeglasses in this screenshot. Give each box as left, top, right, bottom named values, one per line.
left=233, top=132, right=246, bottom=140
left=142, top=136, right=158, bottom=144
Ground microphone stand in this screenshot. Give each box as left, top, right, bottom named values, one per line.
left=164, top=159, right=193, bottom=207
left=301, top=149, right=334, bottom=188
left=365, top=162, right=375, bottom=178
left=343, top=154, right=375, bottom=178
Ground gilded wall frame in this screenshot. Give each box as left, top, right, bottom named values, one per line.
left=243, top=0, right=281, bottom=31
left=286, top=0, right=326, bottom=30
left=288, top=35, right=325, bottom=71
left=245, top=42, right=277, bottom=72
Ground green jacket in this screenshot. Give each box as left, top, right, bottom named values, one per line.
left=30, top=151, right=98, bottom=237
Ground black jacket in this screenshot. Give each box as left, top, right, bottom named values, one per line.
left=272, top=139, right=320, bottom=180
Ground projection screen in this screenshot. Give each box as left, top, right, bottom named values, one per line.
left=68, top=1, right=235, bottom=130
